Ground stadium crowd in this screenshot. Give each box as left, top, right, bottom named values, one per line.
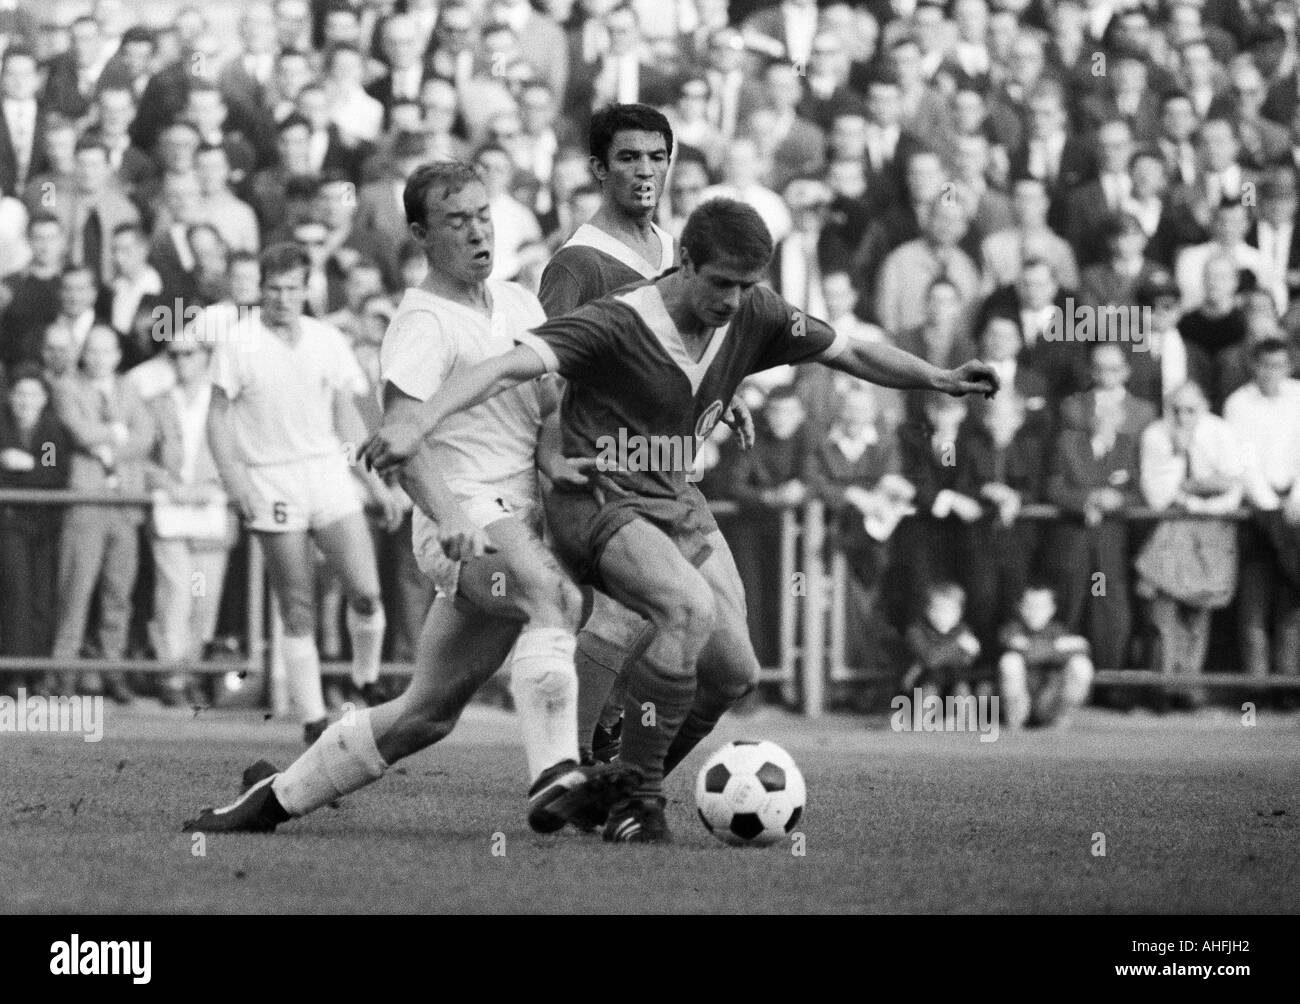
left=2, top=0, right=1300, bottom=714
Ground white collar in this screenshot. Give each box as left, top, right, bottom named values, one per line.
left=562, top=222, right=675, bottom=278
left=615, top=284, right=728, bottom=396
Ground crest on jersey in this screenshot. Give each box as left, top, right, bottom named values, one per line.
left=792, top=310, right=807, bottom=338
left=696, top=399, right=725, bottom=442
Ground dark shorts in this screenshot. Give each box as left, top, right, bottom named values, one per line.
left=545, top=478, right=718, bottom=589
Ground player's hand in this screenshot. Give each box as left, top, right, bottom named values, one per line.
left=233, top=486, right=259, bottom=523
left=722, top=396, right=756, bottom=451
left=360, top=422, right=423, bottom=476
left=438, top=515, right=497, bottom=562
left=374, top=485, right=405, bottom=533
left=548, top=455, right=600, bottom=490
left=942, top=360, right=1000, bottom=398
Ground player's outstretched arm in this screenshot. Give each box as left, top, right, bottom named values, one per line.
left=820, top=338, right=1000, bottom=398
left=206, top=388, right=257, bottom=523
left=360, top=344, right=548, bottom=475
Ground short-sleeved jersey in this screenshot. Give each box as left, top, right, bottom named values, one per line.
left=538, top=222, right=676, bottom=317
left=515, top=279, right=849, bottom=500
left=380, top=278, right=548, bottom=510
left=211, top=314, right=367, bottom=466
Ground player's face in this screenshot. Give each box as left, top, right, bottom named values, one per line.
left=595, top=130, right=669, bottom=219
left=415, top=181, right=494, bottom=284
left=683, top=255, right=766, bottom=328
left=261, top=268, right=308, bottom=326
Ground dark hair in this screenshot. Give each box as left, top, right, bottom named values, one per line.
left=403, top=161, right=482, bottom=226
left=2, top=45, right=37, bottom=70
left=186, top=79, right=223, bottom=100
left=7, top=361, right=49, bottom=395
left=1022, top=580, right=1057, bottom=601
left=680, top=198, right=774, bottom=271
left=1251, top=336, right=1291, bottom=361
left=259, top=242, right=312, bottom=282
left=927, top=581, right=966, bottom=605
left=121, top=25, right=155, bottom=47
left=397, top=237, right=425, bottom=266
left=74, top=134, right=109, bottom=158
left=278, top=113, right=312, bottom=136
left=325, top=42, right=362, bottom=69
left=588, top=103, right=674, bottom=167
left=111, top=222, right=146, bottom=242
left=27, top=210, right=61, bottom=232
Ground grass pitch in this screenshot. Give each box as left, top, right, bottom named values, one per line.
left=2, top=702, right=1296, bottom=914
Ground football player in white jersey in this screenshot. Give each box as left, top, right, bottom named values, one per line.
left=184, top=164, right=638, bottom=835
left=205, top=243, right=401, bottom=744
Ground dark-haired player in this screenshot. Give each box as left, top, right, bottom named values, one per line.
left=363, top=199, right=999, bottom=841
left=184, top=166, right=638, bottom=836
left=540, top=103, right=752, bottom=766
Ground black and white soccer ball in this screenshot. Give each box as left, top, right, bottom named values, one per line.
left=695, top=740, right=806, bottom=846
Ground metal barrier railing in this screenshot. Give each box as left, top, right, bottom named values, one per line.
left=3, top=490, right=1298, bottom=720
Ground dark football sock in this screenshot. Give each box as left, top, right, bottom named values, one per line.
left=663, top=684, right=752, bottom=778
left=618, top=662, right=697, bottom=797
left=574, top=630, right=625, bottom=756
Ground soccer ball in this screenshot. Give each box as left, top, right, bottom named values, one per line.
left=695, top=740, right=806, bottom=846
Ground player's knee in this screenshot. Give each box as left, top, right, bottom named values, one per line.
left=279, top=598, right=316, bottom=638
left=515, top=571, right=582, bottom=632
left=656, top=577, right=716, bottom=645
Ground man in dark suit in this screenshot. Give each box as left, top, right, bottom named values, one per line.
left=1043, top=397, right=1141, bottom=669
left=365, top=12, right=430, bottom=130
left=1077, top=44, right=1162, bottom=144
left=0, top=45, right=48, bottom=198
left=57, top=137, right=142, bottom=288
left=93, top=87, right=156, bottom=195
left=40, top=13, right=109, bottom=124
left=797, top=31, right=866, bottom=132
left=754, top=61, right=825, bottom=192
left=953, top=392, right=1048, bottom=652
left=1066, top=119, right=1137, bottom=267
left=0, top=211, right=65, bottom=369
left=977, top=258, right=1087, bottom=405
left=1058, top=343, right=1159, bottom=440
left=1250, top=167, right=1300, bottom=315
left=858, top=68, right=925, bottom=208
left=1009, top=79, right=1094, bottom=233
left=147, top=173, right=204, bottom=305
left=1079, top=212, right=1163, bottom=312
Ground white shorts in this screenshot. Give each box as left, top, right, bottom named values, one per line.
left=246, top=453, right=363, bottom=533
left=412, top=491, right=541, bottom=597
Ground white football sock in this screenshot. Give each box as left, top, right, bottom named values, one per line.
left=508, top=627, right=579, bottom=784
left=272, top=707, right=388, bottom=816
left=346, top=605, right=386, bottom=687
left=282, top=634, right=327, bottom=724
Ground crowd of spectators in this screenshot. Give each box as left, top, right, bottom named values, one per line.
left=2, top=0, right=1300, bottom=711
